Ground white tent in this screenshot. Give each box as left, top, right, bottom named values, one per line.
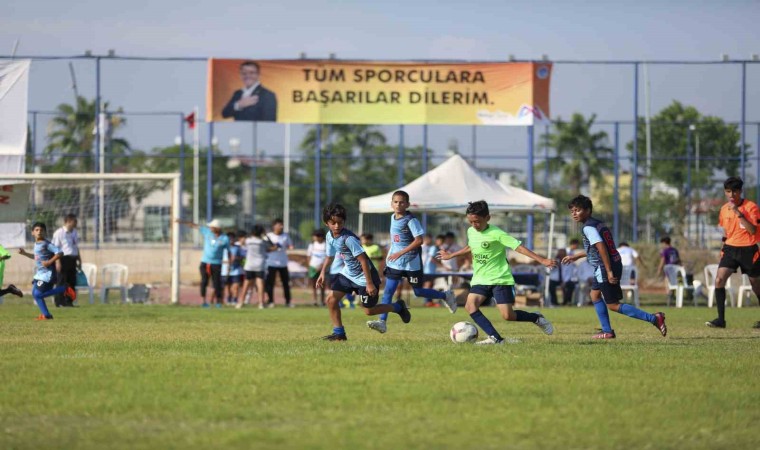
left=358, top=154, right=557, bottom=302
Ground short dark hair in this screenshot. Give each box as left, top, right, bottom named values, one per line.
left=322, top=203, right=347, bottom=223
left=251, top=224, right=265, bottom=237
left=569, top=238, right=580, bottom=245
left=660, top=236, right=671, bottom=245
left=466, top=200, right=489, bottom=217
left=362, top=233, right=374, bottom=240
left=568, top=195, right=593, bottom=213
left=240, top=61, right=260, bottom=71
left=226, top=231, right=236, bottom=239
left=32, top=222, right=46, bottom=232
left=236, top=230, right=247, bottom=239
left=619, top=241, right=629, bottom=247
left=272, top=218, right=284, bottom=226
left=312, top=228, right=325, bottom=238
left=435, top=234, right=446, bottom=241
left=444, top=231, right=456, bottom=239
left=724, top=177, right=744, bottom=191
left=392, top=190, right=410, bottom=202
left=64, top=213, right=77, bottom=222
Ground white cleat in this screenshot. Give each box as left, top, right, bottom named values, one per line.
left=475, top=335, right=504, bottom=345
left=442, top=290, right=457, bottom=314
left=534, top=312, right=554, bottom=335
left=366, top=320, right=387, bottom=334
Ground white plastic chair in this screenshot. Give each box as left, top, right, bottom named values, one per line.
left=663, top=264, right=695, bottom=307
left=620, top=265, right=640, bottom=307
left=704, top=264, right=734, bottom=308
left=100, top=264, right=129, bottom=303
left=77, top=263, right=98, bottom=305
left=737, top=274, right=756, bottom=308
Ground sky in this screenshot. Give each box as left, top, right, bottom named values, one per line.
left=2, top=0, right=760, bottom=177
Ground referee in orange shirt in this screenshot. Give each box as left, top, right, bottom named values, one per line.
left=707, top=177, right=760, bottom=329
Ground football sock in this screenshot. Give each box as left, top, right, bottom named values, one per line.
left=469, top=310, right=502, bottom=341
left=412, top=287, right=445, bottom=300
left=617, top=304, right=656, bottom=323
left=514, top=310, right=540, bottom=323
left=715, top=287, right=726, bottom=322
left=333, top=326, right=345, bottom=336
left=379, top=278, right=400, bottom=322
left=393, top=301, right=403, bottom=313
left=593, top=300, right=613, bottom=333
left=0, top=288, right=9, bottom=296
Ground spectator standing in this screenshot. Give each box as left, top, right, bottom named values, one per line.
left=307, top=229, right=327, bottom=306
left=51, top=213, right=80, bottom=307
left=618, top=242, right=646, bottom=283
left=265, top=218, right=294, bottom=307
left=657, top=236, right=681, bottom=275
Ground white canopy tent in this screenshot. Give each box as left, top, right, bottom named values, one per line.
left=358, top=154, right=557, bottom=302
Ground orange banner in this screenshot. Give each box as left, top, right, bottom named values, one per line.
left=207, top=60, right=551, bottom=125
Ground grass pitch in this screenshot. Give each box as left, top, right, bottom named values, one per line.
left=1, top=302, right=759, bottom=450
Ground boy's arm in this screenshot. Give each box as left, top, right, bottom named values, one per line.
left=175, top=218, right=199, bottom=229
left=44, top=253, right=63, bottom=268
left=438, top=245, right=471, bottom=261
left=594, top=242, right=618, bottom=284
left=18, top=248, right=35, bottom=259
left=316, top=256, right=334, bottom=288
left=514, top=245, right=557, bottom=269
left=356, top=253, right=377, bottom=296
left=388, top=235, right=423, bottom=261
left=561, top=251, right=586, bottom=264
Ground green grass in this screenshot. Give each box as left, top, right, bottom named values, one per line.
left=1, top=302, right=759, bottom=450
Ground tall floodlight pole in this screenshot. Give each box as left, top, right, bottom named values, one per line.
left=314, top=125, right=322, bottom=228
left=94, top=56, right=101, bottom=249
left=527, top=125, right=534, bottom=249
left=614, top=122, right=620, bottom=241
left=193, top=106, right=200, bottom=244
left=741, top=61, right=747, bottom=181
left=632, top=63, right=639, bottom=242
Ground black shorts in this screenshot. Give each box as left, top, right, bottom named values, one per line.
left=226, top=274, right=243, bottom=285
left=719, top=244, right=760, bottom=277
left=32, top=279, right=56, bottom=293
left=469, top=285, right=516, bottom=305
left=383, top=266, right=424, bottom=288
left=245, top=270, right=265, bottom=280
left=330, top=272, right=381, bottom=308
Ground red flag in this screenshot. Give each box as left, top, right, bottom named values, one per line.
left=184, top=112, right=195, bottom=129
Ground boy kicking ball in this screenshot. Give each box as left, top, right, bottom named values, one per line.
left=438, top=201, right=555, bottom=345
left=18, top=222, right=76, bottom=320
left=316, top=203, right=411, bottom=341
left=562, top=195, right=666, bottom=339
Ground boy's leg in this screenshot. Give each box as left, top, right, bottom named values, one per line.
left=465, top=287, right=503, bottom=343
left=265, top=268, right=277, bottom=305
left=590, top=288, right=615, bottom=337
left=280, top=268, right=292, bottom=306
left=493, top=285, right=554, bottom=335
left=256, top=278, right=266, bottom=307
left=324, top=290, right=348, bottom=340
left=33, top=282, right=66, bottom=318
left=377, top=275, right=400, bottom=322
left=0, top=285, right=23, bottom=297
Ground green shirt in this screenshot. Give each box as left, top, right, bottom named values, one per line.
left=467, top=225, right=521, bottom=286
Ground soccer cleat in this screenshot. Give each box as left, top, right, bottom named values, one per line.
left=287, top=303, right=295, bottom=308
left=201, top=303, right=210, bottom=308
left=258, top=303, right=265, bottom=310
left=424, top=301, right=440, bottom=308
left=34, top=314, right=53, bottom=321
left=321, top=333, right=347, bottom=341
left=64, top=286, right=77, bottom=302
left=475, top=335, right=505, bottom=345
left=235, top=302, right=243, bottom=309
left=215, top=303, right=222, bottom=309
left=534, top=312, right=554, bottom=335
left=653, top=312, right=667, bottom=337
left=366, top=320, right=387, bottom=334
left=7, top=284, right=23, bottom=297
left=591, top=330, right=616, bottom=339
left=442, top=290, right=457, bottom=314
left=396, top=300, right=411, bottom=324
left=705, top=318, right=726, bottom=328
left=267, top=302, right=275, bottom=308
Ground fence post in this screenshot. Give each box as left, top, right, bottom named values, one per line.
left=527, top=125, right=534, bottom=249
left=314, top=125, right=321, bottom=228
left=422, top=125, right=428, bottom=230
left=632, top=62, right=639, bottom=242
left=207, top=122, right=214, bottom=223
left=397, top=125, right=404, bottom=187
left=614, top=122, right=620, bottom=241
left=178, top=113, right=185, bottom=221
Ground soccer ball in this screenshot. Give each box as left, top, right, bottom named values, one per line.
left=450, top=321, right=478, bottom=343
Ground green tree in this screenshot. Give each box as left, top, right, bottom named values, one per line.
left=536, top=113, right=614, bottom=202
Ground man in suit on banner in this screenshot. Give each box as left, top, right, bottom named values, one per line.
left=221, top=61, right=277, bottom=122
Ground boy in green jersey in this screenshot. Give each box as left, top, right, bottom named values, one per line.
left=0, top=244, right=23, bottom=299
left=438, top=201, right=556, bottom=344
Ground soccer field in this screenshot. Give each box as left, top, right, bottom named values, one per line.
left=1, top=303, right=759, bottom=450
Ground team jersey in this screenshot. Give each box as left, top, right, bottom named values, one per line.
left=308, top=241, right=327, bottom=269
left=200, top=226, right=229, bottom=265
left=228, top=244, right=244, bottom=276
left=244, top=237, right=268, bottom=272
left=33, top=239, right=62, bottom=283
left=581, top=217, right=621, bottom=279
left=467, top=225, right=521, bottom=286
left=326, top=228, right=376, bottom=286
left=422, top=243, right=438, bottom=274
left=719, top=199, right=760, bottom=247
left=386, top=212, right=424, bottom=271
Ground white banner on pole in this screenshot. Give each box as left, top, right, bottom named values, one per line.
left=0, top=59, right=31, bottom=248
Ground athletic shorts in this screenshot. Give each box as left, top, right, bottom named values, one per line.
left=226, top=274, right=243, bottom=285
left=719, top=244, right=760, bottom=277
left=308, top=266, right=320, bottom=280
left=245, top=270, right=265, bottom=280
left=469, top=285, right=516, bottom=305
left=32, top=279, right=56, bottom=293
left=330, top=272, right=381, bottom=308
left=383, top=266, right=424, bottom=288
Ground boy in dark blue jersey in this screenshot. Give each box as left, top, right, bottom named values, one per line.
left=562, top=195, right=667, bottom=339
left=367, top=191, right=456, bottom=334
left=316, top=203, right=411, bottom=341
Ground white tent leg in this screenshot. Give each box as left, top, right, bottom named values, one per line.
left=543, top=212, right=556, bottom=308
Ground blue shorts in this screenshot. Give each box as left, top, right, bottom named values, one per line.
left=226, top=274, right=243, bottom=285
left=384, top=266, right=424, bottom=288
left=591, top=266, right=623, bottom=304
left=330, top=272, right=381, bottom=308
left=469, top=285, right=516, bottom=305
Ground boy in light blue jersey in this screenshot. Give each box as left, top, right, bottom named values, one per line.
left=18, top=222, right=76, bottom=320
left=367, top=191, right=456, bottom=334
left=316, top=203, right=411, bottom=341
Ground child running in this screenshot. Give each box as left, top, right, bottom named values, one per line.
left=561, top=195, right=667, bottom=339
left=0, top=243, right=23, bottom=299
left=438, top=201, right=555, bottom=345
left=18, top=222, right=76, bottom=320
left=367, top=190, right=456, bottom=334
left=316, top=203, right=411, bottom=341
left=239, top=225, right=274, bottom=309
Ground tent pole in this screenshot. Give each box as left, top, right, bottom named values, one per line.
left=544, top=212, right=555, bottom=308
left=358, top=213, right=364, bottom=235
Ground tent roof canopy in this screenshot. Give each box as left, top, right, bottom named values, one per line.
left=359, top=154, right=555, bottom=215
